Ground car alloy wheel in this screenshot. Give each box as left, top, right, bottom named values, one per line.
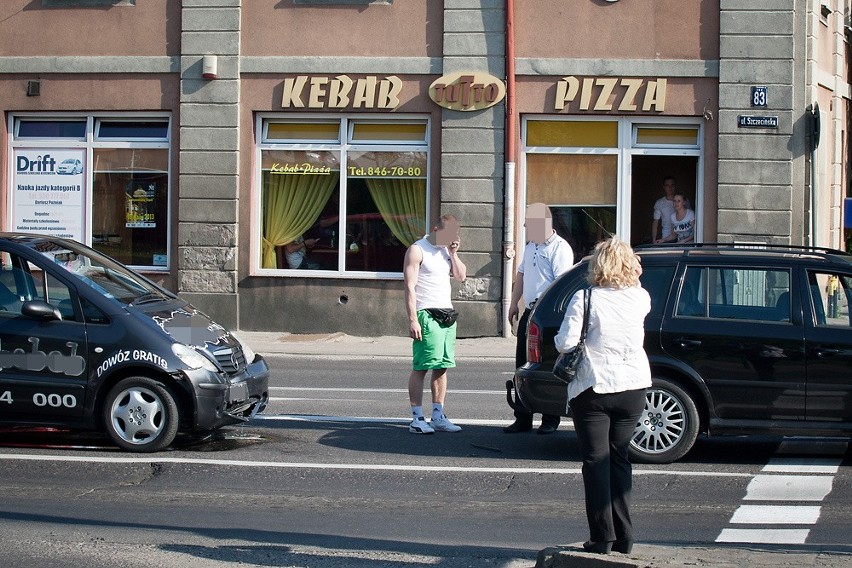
left=103, top=376, right=179, bottom=452
left=629, top=378, right=700, bottom=464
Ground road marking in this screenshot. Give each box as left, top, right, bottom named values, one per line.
left=744, top=475, right=834, bottom=501
left=729, top=505, right=822, bottom=524
left=0, top=452, right=751, bottom=478
left=254, top=414, right=557, bottom=427
left=715, top=439, right=846, bottom=545
left=716, top=528, right=810, bottom=544
left=269, top=387, right=506, bottom=395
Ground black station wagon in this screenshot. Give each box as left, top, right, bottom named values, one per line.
left=0, top=233, right=269, bottom=452
left=508, top=243, right=852, bottom=464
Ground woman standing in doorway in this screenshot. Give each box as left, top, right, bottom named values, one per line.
left=656, top=193, right=694, bottom=244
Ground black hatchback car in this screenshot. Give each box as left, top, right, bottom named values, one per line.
left=508, top=243, right=852, bottom=463
left=0, top=233, right=269, bottom=452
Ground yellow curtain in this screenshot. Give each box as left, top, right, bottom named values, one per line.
left=365, top=178, right=427, bottom=247
left=261, top=172, right=339, bottom=268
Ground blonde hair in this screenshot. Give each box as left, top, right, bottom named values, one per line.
left=586, top=237, right=641, bottom=289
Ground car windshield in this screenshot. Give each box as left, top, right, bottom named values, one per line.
left=31, top=239, right=169, bottom=305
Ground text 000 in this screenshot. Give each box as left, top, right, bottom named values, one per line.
left=33, top=393, right=77, bottom=408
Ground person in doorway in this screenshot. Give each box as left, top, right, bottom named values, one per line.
left=505, top=203, right=574, bottom=435
left=403, top=214, right=467, bottom=434
left=555, top=238, right=651, bottom=555
left=656, top=193, right=695, bottom=244
left=650, top=176, right=677, bottom=244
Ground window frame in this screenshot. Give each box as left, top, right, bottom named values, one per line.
left=7, top=113, right=172, bottom=272
left=253, top=113, right=431, bottom=280
left=521, top=115, right=704, bottom=247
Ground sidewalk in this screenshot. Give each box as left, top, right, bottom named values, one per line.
left=236, top=330, right=850, bottom=568
left=236, top=330, right=517, bottom=359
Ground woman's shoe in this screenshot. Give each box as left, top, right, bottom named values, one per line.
left=582, top=541, right=613, bottom=554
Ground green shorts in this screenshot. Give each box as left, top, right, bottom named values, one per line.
left=412, top=309, right=457, bottom=371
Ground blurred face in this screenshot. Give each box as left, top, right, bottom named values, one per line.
left=525, top=203, right=552, bottom=245
left=663, top=179, right=676, bottom=198
left=434, top=218, right=460, bottom=247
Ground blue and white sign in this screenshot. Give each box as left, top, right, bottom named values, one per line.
left=751, top=86, right=768, bottom=107
left=738, top=115, right=778, bottom=128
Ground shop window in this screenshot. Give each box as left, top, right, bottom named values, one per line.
left=8, top=115, right=170, bottom=271
left=96, top=121, right=169, bottom=140
left=43, top=0, right=134, bottom=6
left=526, top=153, right=617, bottom=258
left=265, top=122, right=341, bottom=142
left=92, top=148, right=168, bottom=267
left=258, top=117, right=428, bottom=276
left=293, top=0, right=391, bottom=4
left=527, top=120, right=617, bottom=148
left=634, top=126, right=699, bottom=148
left=16, top=120, right=86, bottom=139
left=41, top=0, right=136, bottom=8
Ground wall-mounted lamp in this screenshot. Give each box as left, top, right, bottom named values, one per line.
left=202, top=55, right=218, bottom=80
left=26, top=80, right=40, bottom=96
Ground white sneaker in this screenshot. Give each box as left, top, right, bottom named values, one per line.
left=409, top=417, right=435, bottom=434
left=430, top=415, right=462, bottom=433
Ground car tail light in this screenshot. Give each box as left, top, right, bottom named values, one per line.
left=527, top=321, right=541, bottom=363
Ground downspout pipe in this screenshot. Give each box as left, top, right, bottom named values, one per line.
left=502, top=0, right=517, bottom=338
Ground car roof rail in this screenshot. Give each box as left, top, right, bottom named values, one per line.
left=633, top=242, right=852, bottom=257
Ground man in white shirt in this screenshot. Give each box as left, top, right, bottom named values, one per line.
left=505, top=203, right=574, bottom=435
left=651, top=176, right=677, bottom=244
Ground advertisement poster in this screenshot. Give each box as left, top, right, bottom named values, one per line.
left=125, top=181, right=156, bottom=228
left=11, top=149, right=86, bottom=242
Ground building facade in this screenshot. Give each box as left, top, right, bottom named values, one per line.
left=1, top=0, right=849, bottom=337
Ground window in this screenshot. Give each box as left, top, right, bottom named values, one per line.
left=8, top=115, right=171, bottom=270
left=808, top=271, right=851, bottom=327
left=522, top=116, right=703, bottom=256
left=257, top=117, right=428, bottom=277
left=43, top=1, right=134, bottom=6
left=676, top=266, right=791, bottom=322
left=638, top=265, right=676, bottom=318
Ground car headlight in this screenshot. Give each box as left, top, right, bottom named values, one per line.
left=230, top=332, right=257, bottom=364
left=172, top=343, right=219, bottom=372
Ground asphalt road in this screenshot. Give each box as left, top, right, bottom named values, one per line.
left=0, top=354, right=849, bottom=567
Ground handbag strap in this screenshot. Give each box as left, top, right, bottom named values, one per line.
left=578, top=288, right=592, bottom=344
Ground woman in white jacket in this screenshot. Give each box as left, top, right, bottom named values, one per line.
left=555, top=238, right=651, bottom=555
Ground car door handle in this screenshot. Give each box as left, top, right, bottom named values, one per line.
left=677, top=338, right=702, bottom=349
left=815, top=347, right=840, bottom=358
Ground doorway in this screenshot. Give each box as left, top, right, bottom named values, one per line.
left=630, top=155, right=699, bottom=246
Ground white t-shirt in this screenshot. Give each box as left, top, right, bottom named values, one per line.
left=671, top=209, right=695, bottom=243
left=555, top=286, right=653, bottom=402
left=285, top=236, right=305, bottom=269
left=412, top=236, right=453, bottom=311
left=653, top=196, right=676, bottom=239
left=518, top=232, right=574, bottom=308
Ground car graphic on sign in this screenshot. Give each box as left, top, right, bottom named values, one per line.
left=56, top=158, right=83, bottom=175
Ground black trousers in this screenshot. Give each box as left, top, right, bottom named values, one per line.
left=570, top=387, right=647, bottom=543
left=513, top=308, right=560, bottom=428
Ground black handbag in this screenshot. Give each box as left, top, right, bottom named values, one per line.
left=425, top=307, right=459, bottom=327
left=552, top=289, right=591, bottom=383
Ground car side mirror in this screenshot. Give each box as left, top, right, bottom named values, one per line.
left=21, top=300, right=63, bottom=321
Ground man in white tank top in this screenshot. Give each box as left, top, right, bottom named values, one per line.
left=403, top=214, right=467, bottom=434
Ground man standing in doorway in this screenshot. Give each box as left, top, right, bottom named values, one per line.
left=403, top=214, right=467, bottom=434
left=651, top=176, right=677, bottom=244
left=505, top=203, right=574, bottom=435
